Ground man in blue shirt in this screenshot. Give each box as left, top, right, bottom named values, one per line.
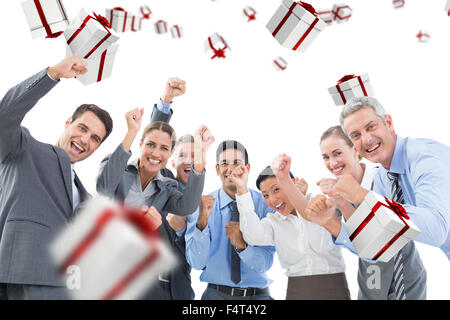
left=185, top=140, right=275, bottom=300
left=305, top=96, right=449, bottom=299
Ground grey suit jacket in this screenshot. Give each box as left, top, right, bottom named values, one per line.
left=0, top=70, right=90, bottom=286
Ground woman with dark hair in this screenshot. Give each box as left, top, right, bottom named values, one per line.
left=231, top=164, right=350, bottom=300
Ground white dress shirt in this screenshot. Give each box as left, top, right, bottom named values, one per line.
left=71, top=164, right=80, bottom=211
left=237, top=191, right=346, bottom=277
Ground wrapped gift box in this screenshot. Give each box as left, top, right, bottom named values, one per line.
left=50, top=197, right=177, bottom=300
left=140, top=5, right=152, bottom=19
left=344, top=191, right=420, bottom=262
left=67, top=45, right=119, bottom=85
left=155, top=20, right=168, bottom=34
left=105, top=7, right=131, bottom=33
left=266, top=0, right=327, bottom=53
left=317, top=9, right=333, bottom=25
left=392, top=0, right=405, bottom=9
left=416, top=30, right=430, bottom=43
left=131, top=16, right=142, bottom=32
left=328, top=73, right=374, bottom=106
left=446, top=0, right=450, bottom=16
left=64, top=8, right=119, bottom=60
left=243, top=6, right=257, bottom=22
left=205, top=32, right=230, bottom=59
left=21, top=0, right=69, bottom=39
left=273, top=56, right=288, bottom=71
left=170, top=25, right=183, bottom=39
left=332, top=4, right=352, bottom=23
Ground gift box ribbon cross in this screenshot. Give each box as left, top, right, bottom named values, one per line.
left=349, top=198, right=411, bottom=261
left=335, top=74, right=368, bottom=104
left=33, top=0, right=68, bottom=38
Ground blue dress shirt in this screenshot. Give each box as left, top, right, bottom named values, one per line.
left=185, top=188, right=275, bottom=288
left=335, top=135, right=450, bottom=260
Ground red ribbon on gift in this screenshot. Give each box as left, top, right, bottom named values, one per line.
left=131, top=16, right=139, bottom=32
left=348, top=197, right=411, bottom=261
left=155, top=20, right=167, bottom=33
left=332, top=5, right=351, bottom=21
left=335, top=74, right=368, bottom=104
left=66, top=12, right=112, bottom=59
left=109, top=7, right=128, bottom=32
left=33, top=0, right=68, bottom=38
left=140, top=5, right=152, bottom=19
left=97, top=49, right=108, bottom=82
left=59, top=205, right=161, bottom=300
left=274, top=58, right=287, bottom=70
left=208, top=36, right=228, bottom=59
left=271, top=1, right=320, bottom=51
left=172, top=25, right=182, bottom=38
left=243, top=8, right=256, bottom=22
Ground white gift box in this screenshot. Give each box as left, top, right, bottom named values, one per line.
left=105, top=7, right=130, bottom=33
left=328, top=73, right=374, bottom=106
left=140, top=5, right=152, bottom=19
left=317, top=9, right=333, bottom=25
left=64, top=8, right=119, bottom=60
left=155, top=20, right=168, bottom=34
left=332, top=4, right=352, bottom=23
left=416, top=30, right=430, bottom=43
left=266, top=0, right=327, bottom=52
left=170, top=25, right=183, bottom=39
left=273, top=56, right=288, bottom=71
left=21, top=0, right=69, bottom=39
left=243, top=6, right=257, bottom=22
left=392, top=0, right=405, bottom=9
left=344, top=191, right=420, bottom=262
left=67, top=45, right=119, bottom=85
left=205, top=32, right=231, bottom=59
left=131, top=16, right=142, bottom=32
left=50, top=197, right=177, bottom=300
left=446, top=0, right=450, bottom=16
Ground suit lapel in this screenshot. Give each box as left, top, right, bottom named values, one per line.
left=52, top=146, right=73, bottom=212
left=74, top=173, right=90, bottom=203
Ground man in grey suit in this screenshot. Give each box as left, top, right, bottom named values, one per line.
left=0, top=56, right=114, bottom=299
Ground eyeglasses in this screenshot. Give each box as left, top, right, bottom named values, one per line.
left=218, top=159, right=245, bottom=167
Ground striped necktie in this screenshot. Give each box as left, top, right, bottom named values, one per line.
left=229, top=201, right=241, bottom=285
left=387, top=172, right=406, bottom=300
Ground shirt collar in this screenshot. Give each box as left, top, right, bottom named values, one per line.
left=218, top=188, right=236, bottom=209
left=388, top=135, right=406, bottom=174
left=178, top=181, right=186, bottom=190
left=129, top=158, right=165, bottom=181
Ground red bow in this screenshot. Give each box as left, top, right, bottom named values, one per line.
left=384, top=198, right=409, bottom=220
left=297, top=1, right=317, bottom=16
left=211, top=48, right=227, bottom=59
left=337, top=74, right=356, bottom=84
left=93, top=12, right=111, bottom=29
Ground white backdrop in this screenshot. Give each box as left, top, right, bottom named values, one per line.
left=1, top=0, right=449, bottom=299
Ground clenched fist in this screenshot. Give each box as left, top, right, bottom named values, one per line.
left=47, top=56, right=88, bottom=80
left=197, top=195, right=215, bottom=231
left=161, top=77, right=186, bottom=103
left=140, top=205, right=162, bottom=231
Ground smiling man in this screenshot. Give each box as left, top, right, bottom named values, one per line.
left=326, top=96, right=450, bottom=299
left=0, top=56, right=113, bottom=299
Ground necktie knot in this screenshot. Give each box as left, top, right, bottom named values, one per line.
left=387, top=172, right=399, bottom=181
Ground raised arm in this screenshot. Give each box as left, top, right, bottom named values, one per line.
left=150, top=77, right=186, bottom=123
left=0, top=56, right=87, bottom=162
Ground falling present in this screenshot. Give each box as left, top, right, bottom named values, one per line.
left=416, top=30, right=430, bottom=43
left=243, top=6, right=257, bottom=22
left=170, top=25, right=183, bottom=39
left=155, top=19, right=168, bottom=34
left=331, top=4, right=352, bottom=23
left=273, top=56, right=288, bottom=71
left=50, top=197, right=177, bottom=300
left=64, top=8, right=119, bottom=60
left=328, top=73, right=374, bottom=106
left=205, top=32, right=230, bottom=59
left=105, top=7, right=131, bottom=33
left=21, top=0, right=69, bottom=39
left=344, top=191, right=420, bottom=263
left=392, top=0, right=405, bottom=9
left=266, top=0, right=327, bottom=53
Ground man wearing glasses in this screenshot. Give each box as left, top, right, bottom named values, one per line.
left=185, top=140, right=276, bottom=300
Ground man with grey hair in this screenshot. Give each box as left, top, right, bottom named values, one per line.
left=309, top=96, right=450, bottom=299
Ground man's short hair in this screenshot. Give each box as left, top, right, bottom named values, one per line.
left=174, top=134, right=194, bottom=150
left=339, top=96, right=387, bottom=134
left=71, top=104, right=113, bottom=143
left=216, top=140, right=249, bottom=165
left=256, top=166, right=294, bottom=190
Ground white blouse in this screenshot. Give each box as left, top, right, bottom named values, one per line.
left=237, top=192, right=346, bottom=277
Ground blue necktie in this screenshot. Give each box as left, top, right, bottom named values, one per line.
left=229, top=201, right=241, bottom=285
left=387, top=172, right=406, bottom=300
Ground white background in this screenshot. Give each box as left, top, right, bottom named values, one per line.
left=1, top=0, right=449, bottom=299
